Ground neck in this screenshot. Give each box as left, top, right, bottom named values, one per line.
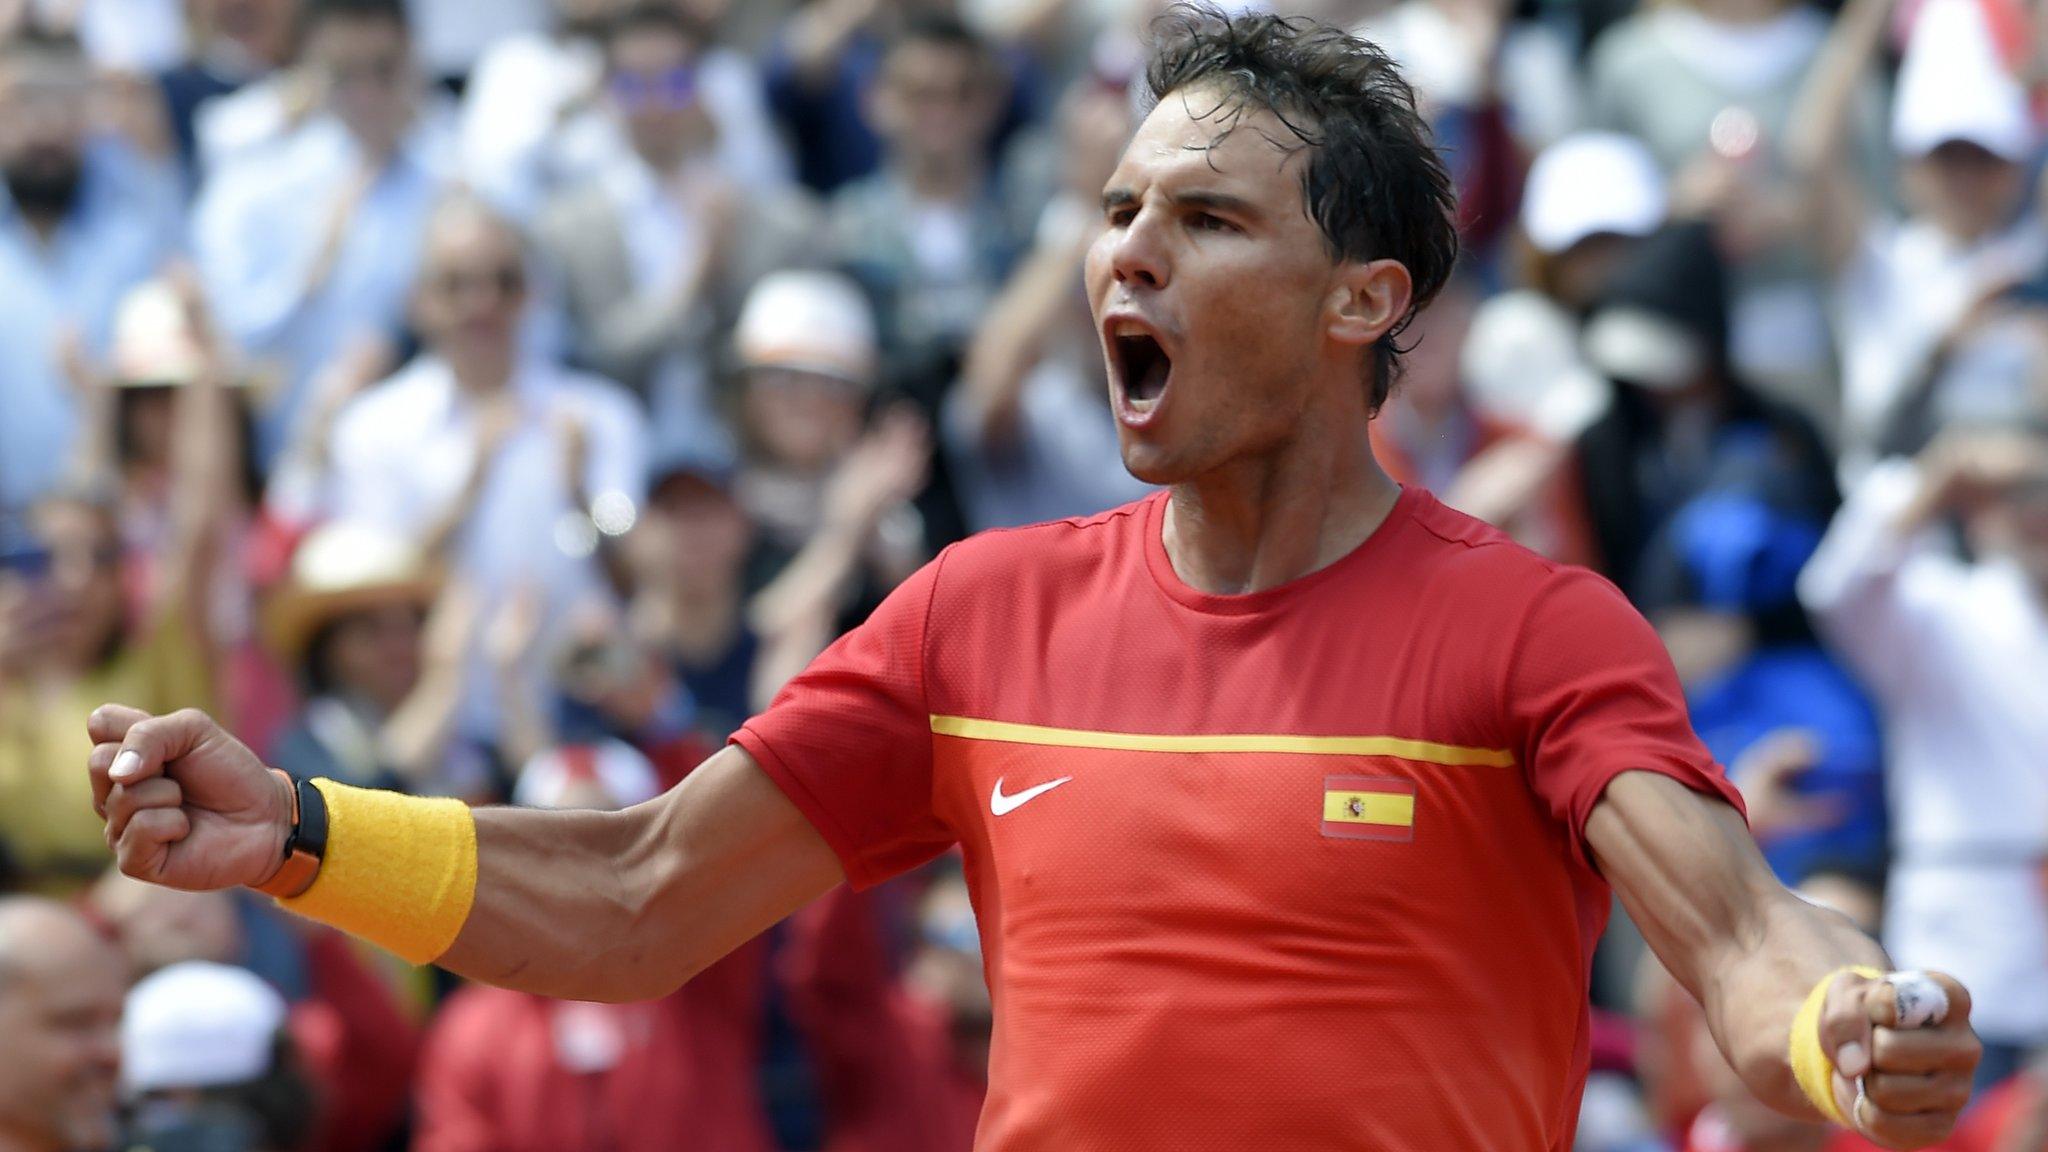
left=667, top=582, right=741, bottom=658
left=1162, top=411, right=1400, bottom=596
left=446, top=349, right=516, bottom=395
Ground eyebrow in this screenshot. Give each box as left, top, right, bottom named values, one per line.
left=1100, top=188, right=1263, bottom=219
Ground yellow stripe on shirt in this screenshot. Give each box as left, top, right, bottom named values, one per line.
left=928, top=715, right=1515, bottom=768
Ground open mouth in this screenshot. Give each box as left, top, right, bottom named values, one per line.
left=1111, top=331, right=1172, bottom=411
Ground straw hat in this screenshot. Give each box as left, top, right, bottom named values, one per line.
left=262, top=522, right=440, bottom=665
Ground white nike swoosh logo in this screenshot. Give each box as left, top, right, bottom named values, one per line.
left=990, top=775, right=1073, bottom=816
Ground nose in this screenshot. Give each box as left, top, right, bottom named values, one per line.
left=1109, top=207, right=1169, bottom=291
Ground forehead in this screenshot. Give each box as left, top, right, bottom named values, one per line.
left=1112, top=85, right=1312, bottom=209
left=425, top=212, right=521, bottom=265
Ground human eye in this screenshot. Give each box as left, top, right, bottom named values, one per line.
left=1188, top=211, right=1237, bottom=233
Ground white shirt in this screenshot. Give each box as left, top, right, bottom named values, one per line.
left=320, top=355, right=648, bottom=734
left=1836, top=216, right=2048, bottom=481
left=1799, top=459, right=2048, bottom=1041
left=194, top=109, right=458, bottom=461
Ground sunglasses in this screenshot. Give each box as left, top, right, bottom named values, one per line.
left=609, top=66, right=697, bottom=111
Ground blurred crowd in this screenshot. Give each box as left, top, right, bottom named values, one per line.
left=0, top=0, right=2044, bottom=1148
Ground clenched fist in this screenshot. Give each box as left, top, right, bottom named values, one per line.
left=1820, top=969, right=1978, bottom=1149
left=87, top=704, right=292, bottom=892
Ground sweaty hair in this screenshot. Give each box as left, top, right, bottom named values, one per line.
left=1145, top=4, right=1458, bottom=410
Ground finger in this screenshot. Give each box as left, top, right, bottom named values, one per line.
left=114, top=806, right=191, bottom=882
left=87, top=703, right=152, bottom=746
left=1869, top=1024, right=1981, bottom=1082
left=110, top=708, right=216, bottom=785
left=87, top=741, right=125, bottom=817
left=1821, top=972, right=1878, bottom=1078
left=1855, top=1102, right=1958, bottom=1152
left=1863, top=1068, right=1973, bottom=1116
left=103, top=776, right=183, bottom=848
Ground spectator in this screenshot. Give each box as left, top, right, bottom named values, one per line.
left=1798, top=420, right=2048, bottom=1087
left=730, top=271, right=931, bottom=638
left=1585, top=0, right=1865, bottom=422
left=827, top=14, right=1023, bottom=405
left=767, top=0, right=1040, bottom=195
left=311, top=193, right=646, bottom=740
left=942, top=72, right=1150, bottom=531
left=0, top=22, right=184, bottom=509
left=461, top=0, right=793, bottom=223
left=536, top=2, right=819, bottom=450
left=1371, top=274, right=1599, bottom=566
left=1635, top=489, right=1884, bottom=884
left=90, top=875, right=421, bottom=1152
left=412, top=748, right=779, bottom=1152
left=628, top=446, right=780, bottom=753
left=1573, top=222, right=1838, bottom=598
left=1787, top=0, right=2044, bottom=481
left=263, top=523, right=497, bottom=800
left=0, top=480, right=222, bottom=893
left=120, top=961, right=318, bottom=1152
left=0, top=898, right=127, bottom=1152
left=1512, top=132, right=1670, bottom=316
left=155, top=0, right=301, bottom=179
left=63, top=274, right=286, bottom=748
left=193, top=0, right=455, bottom=463
left=781, top=870, right=988, bottom=1152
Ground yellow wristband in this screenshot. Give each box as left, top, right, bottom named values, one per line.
left=276, top=779, right=478, bottom=966
left=1789, top=964, right=1886, bottom=1126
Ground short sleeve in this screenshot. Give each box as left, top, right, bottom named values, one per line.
left=732, top=552, right=954, bottom=888
left=1502, top=568, right=1745, bottom=866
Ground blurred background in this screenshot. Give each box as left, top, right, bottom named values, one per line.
left=0, top=0, right=2045, bottom=1147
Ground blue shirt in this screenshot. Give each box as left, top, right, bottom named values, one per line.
left=0, top=140, right=183, bottom=507
left=1688, top=645, right=1887, bottom=882
left=193, top=113, right=455, bottom=463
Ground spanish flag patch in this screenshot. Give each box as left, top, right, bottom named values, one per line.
left=1321, top=776, right=1417, bottom=842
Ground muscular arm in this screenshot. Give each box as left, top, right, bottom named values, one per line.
left=1588, top=772, right=1975, bottom=1146
left=89, top=704, right=846, bottom=1006
left=1589, top=772, right=1882, bottom=1108
left=438, top=745, right=845, bottom=1002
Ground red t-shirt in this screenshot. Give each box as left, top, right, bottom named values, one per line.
left=735, top=487, right=1744, bottom=1152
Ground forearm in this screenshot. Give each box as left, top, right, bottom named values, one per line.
left=1702, top=887, right=1890, bottom=1116
left=433, top=804, right=670, bottom=999
left=429, top=746, right=842, bottom=1001
left=1591, top=773, right=1885, bottom=1115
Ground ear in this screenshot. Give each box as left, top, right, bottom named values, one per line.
left=1325, top=258, right=1414, bottom=349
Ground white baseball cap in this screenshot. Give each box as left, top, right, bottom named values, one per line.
left=735, top=271, right=878, bottom=386
left=1893, top=0, right=2036, bottom=161
left=122, top=962, right=289, bottom=1097
left=1520, top=133, right=1669, bottom=255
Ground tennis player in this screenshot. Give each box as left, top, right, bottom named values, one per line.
left=89, top=8, right=1977, bottom=1149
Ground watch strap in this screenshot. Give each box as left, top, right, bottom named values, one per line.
left=252, top=769, right=326, bottom=899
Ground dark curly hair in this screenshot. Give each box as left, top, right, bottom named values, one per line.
left=1145, top=4, right=1459, bottom=411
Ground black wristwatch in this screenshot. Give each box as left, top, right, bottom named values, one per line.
left=253, top=769, right=328, bottom=898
